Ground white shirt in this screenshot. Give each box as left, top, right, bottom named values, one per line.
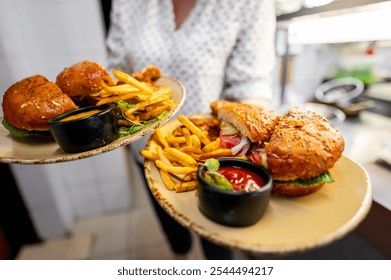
left=106, top=0, right=276, bottom=161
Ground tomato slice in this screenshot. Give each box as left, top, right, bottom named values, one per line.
left=250, top=147, right=264, bottom=165
left=250, top=152, right=260, bottom=164
left=220, top=134, right=241, bottom=149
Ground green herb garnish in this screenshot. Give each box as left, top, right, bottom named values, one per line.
left=118, top=111, right=169, bottom=136
left=116, top=100, right=135, bottom=109
left=200, top=159, right=233, bottom=191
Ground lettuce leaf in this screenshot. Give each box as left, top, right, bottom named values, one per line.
left=274, top=171, right=334, bottom=187
left=118, top=111, right=168, bottom=136
left=116, top=100, right=135, bottom=110
left=2, top=118, right=51, bottom=138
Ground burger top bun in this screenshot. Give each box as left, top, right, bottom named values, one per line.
left=265, top=107, right=345, bottom=181
left=56, top=60, right=116, bottom=97
left=2, top=75, right=78, bottom=131
left=210, top=100, right=281, bottom=143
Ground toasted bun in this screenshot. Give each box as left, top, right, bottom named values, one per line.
left=210, top=100, right=281, bottom=142
left=132, top=65, right=162, bottom=83
left=2, top=75, right=78, bottom=131
left=56, top=61, right=116, bottom=97
left=264, top=107, right=344, bottom=181
left=272, top=182, right=324, bottom=197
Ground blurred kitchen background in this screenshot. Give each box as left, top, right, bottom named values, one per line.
left=0, top=0, right=391, bottom=260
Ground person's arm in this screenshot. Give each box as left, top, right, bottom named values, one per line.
left=222, top=0, right=276, bottom=106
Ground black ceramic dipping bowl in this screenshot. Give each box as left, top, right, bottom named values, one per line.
left=48, top=105, right=119, bottom=153
left=197, top=158, right=272, bottom=227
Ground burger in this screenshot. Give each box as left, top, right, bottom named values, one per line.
left=56, top=60, right=116, bottom=97
left=210, top=100, right=345, bottom=196
left=210, top=100, right=281, bottom=156
left=2, top=75, right=78, bottom=138
left=258, top=107, right=345, bottom=196
left=55, top=60, right=117, bottom=105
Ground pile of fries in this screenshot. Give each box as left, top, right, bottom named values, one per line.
left=89, top=68, right=174, bottom=130
left=141, top=115, right=244, bottom=192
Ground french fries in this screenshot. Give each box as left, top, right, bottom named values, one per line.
left=175, top=181, right=197, bottom=193
left=155, top=160, right=198, bottom=174
left=140, top=150, right=158, bottom=161
left=90, top=67, right=175, bottom=134
left=165, top=147, right=198, bottom=166
left=178, top=114, right=210, bottom=145
left=155, top=128, right=169, bottom=148
left=199, top=148, right=233, bottom=160
left=160, top=169, right=175, bottom=191
left=96, top=92, right=142, bottom=106
left=140, top=115, right=233, bottom=192
left=112, top=69, right=154, bottom=94
left=102, top=84, right=139, bottom=95
left=202, top=138, right=221, bottom=153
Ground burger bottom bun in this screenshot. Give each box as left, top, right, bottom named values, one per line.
left=272, top=182, right=324, bottom=197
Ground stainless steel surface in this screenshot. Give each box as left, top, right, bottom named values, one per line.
left=315, top=77, right=364, bottom=104
left=305, top=102, right=346, bottom=126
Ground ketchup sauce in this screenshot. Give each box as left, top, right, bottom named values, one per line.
left=217, top=166, right=265, bottom=192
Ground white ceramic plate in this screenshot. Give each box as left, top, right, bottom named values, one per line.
left=0, top=77, right=186, bottom=164
left=144, top=118, right=373, bottom=256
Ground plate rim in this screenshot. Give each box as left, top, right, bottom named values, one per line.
left=0, top=76, right=186, bottom=164
left=146, top=155, right=373, bottom=255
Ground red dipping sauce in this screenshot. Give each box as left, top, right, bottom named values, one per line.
left=217, top=166, right=266, bottom=192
